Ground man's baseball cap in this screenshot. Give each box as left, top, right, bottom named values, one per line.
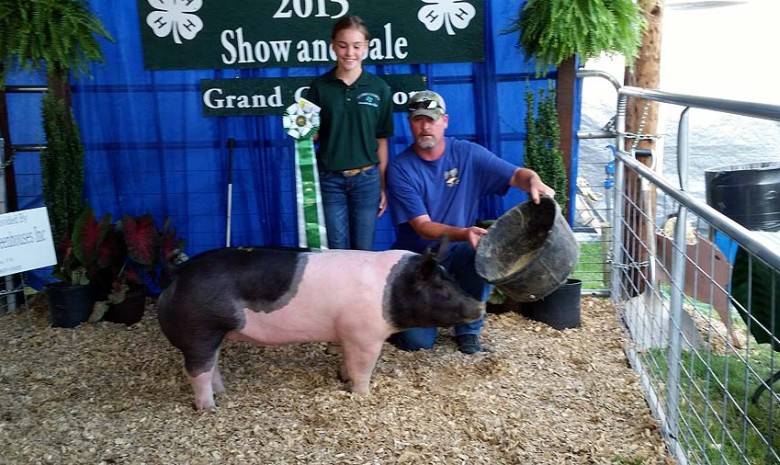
left=408, top=90, right=446, bottom=120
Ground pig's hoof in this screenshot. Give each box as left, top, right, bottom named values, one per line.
left=194, top=399, right=217, bottom=411
left=349, top=386, right=371, bottom=395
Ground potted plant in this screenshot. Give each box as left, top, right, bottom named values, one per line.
left=486, top=87, right=577, bottom=317
left=91, top=213, right=187, bottom=325
left=45, top=206, right=122, bottom=327
left=121, top=214, right=186, bottom=296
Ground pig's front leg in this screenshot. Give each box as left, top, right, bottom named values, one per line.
left=339, top=339, right=385, bottom=394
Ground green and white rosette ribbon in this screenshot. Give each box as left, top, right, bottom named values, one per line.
left=283, top=98, right=328, bottom=249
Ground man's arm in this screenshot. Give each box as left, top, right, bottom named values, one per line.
left=408, top=215, right=488, bottom=250
left=509, top=168, right=555, bottom=203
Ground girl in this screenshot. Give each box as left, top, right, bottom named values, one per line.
left=307, top=15, right=394, bottom=250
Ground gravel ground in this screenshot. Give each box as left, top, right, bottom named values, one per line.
left=0, top=295, right=672, bottom=465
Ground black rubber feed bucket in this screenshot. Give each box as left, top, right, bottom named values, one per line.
left=475, top=196, right=580, bottom=303
left=705, top=161, right=780, bottom=232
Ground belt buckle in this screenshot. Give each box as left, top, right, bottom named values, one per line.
left=341, top=167, right=363, bottom=177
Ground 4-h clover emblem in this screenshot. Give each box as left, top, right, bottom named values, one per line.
left=418, top=0, right=476, bottom=36
left=146, top=0, right=204, bottom=44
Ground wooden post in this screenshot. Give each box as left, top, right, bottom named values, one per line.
left=622, top=0, right=664, bottom=298
left=556, top=57, right=577, bottom=221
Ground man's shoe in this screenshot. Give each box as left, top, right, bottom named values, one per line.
left=455, top=334, right=483, bottom=354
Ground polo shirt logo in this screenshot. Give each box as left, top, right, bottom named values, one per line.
left=357, top=92, right=381, bottom=108
left=445, top=168, right=460, bottom=187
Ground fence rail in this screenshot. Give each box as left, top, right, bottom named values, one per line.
left=579, top=70, right=780, bottom=464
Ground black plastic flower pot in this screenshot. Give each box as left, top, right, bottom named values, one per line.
left=520, top=278, right=582, bottom=330
left=44, top=281, right=97, bottom=328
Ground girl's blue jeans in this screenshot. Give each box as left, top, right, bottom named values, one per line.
left=319, top=166, right=380, bottom=251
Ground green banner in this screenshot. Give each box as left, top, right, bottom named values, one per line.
left=137, top=0, right=484, bottom=70
left=201, top=74, right=426, bottom=116
left=282, top=99, right=328, bottom=249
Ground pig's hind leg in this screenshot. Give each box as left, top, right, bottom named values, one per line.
left=186, top=362, right=218, bottom=411
left=211, top=349, right=226, bottom=395
left=180, top=334, right=231, bottom=410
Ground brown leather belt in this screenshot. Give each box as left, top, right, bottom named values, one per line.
left=333, top=164, right=375, bottom=177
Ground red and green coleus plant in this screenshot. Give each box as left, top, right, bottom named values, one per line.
left=120, top=213, right=187, bottom=297
left=53, top=206, right=123, bottom=286
left=89, top=212, right=187, bottom=321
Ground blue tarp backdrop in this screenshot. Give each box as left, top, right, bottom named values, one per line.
left=4, top=0, right=582, bottom=287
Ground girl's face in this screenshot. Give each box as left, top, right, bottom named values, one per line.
left=332, top=28, right=367, bottom=72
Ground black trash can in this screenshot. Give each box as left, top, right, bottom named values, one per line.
left=705, top=161, right=780, bottom=232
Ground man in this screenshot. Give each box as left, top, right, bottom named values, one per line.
left=386, top=90, right=555, bottom=354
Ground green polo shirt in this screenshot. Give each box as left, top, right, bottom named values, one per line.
left=307, top=68, right=394, bottom=172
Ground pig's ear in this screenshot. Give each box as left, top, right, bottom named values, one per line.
left=420, top=235, right=449, bottom=280
left=432, top=234, right=450, bottom=262
left=418, top=249, right=439, bottom=280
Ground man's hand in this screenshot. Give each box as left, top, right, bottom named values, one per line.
left=511, top=168, right=556, bottom=204
left=528, top=177, right=555, bottom=204
left=466, top=226, right=489, bottom=249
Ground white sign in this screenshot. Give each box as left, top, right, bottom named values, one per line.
left=0, top=207, right=57, bottom=277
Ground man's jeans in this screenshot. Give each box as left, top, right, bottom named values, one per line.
left=319, top=166, right=380, bottom=251
left=391, top=241, right=489, bottom=350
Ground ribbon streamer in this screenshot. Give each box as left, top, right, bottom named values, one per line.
left=283, top=99, right=328, bottom=249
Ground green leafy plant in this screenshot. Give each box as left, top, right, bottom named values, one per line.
left=504, top=0, right=646, bottom=75
left=524, top=85, right=569, bottom=213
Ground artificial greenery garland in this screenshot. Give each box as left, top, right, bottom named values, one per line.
left=40, top=92, right=85, bottom=243
left=505, top=0, right=646, bottom=75
left=524, top=86, right=569, bottom=214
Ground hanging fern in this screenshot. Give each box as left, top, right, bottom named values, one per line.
left=0, top=0, right=113, bottom=83
left=504, top=0, right=646, bottom=75
left=1, top=0, right=111, bottom=248
left=524, top=85, right=568, bottom=213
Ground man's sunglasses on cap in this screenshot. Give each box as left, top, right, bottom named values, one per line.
left=409, top=99, right=442, bottom=111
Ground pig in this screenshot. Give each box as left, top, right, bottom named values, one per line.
left=156, top=241, right=484, bottom=410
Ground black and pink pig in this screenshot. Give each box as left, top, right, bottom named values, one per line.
left=156, top=243, right=484, bottom=410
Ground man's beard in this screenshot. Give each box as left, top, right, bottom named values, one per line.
left=415, top=135, right=437, bottom=149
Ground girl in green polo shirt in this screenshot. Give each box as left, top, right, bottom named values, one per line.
left=307, top=15, right=394, bottom=251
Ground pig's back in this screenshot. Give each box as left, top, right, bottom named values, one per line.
left=158, top=247, right=414, bottom=346
left=233, top=248, right=414, bottom=344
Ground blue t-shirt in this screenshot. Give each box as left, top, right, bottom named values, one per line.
left=387, top=137, right=517, bottom=253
